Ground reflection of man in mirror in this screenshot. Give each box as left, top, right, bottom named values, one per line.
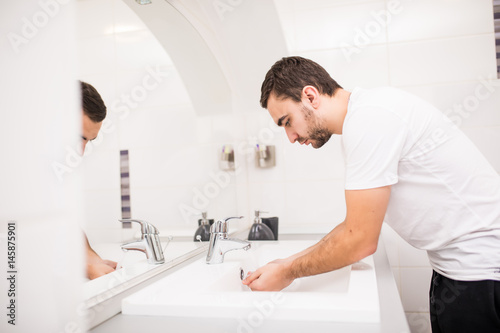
left=244, top=56, right=500, bottom=332
left=80, top=80, right=118, bottom=279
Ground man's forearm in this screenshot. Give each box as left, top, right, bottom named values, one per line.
left=284, top=222, right=346, bottom=262
left=286, top=221, right=375, bottom=280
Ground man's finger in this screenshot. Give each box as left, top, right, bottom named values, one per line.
left=242, top=270, right=261, bottom=285
left=103, top=260, right=117, bottom=269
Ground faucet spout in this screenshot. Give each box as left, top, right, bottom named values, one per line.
left=119, top=219, right=165, bottom=265
left=220, top=238, right=251, bottom=253
left=121, top=240, right=147, bottom=252
left=206, top=216, right=250, bottom=265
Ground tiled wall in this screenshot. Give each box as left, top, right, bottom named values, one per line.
left=77, top=1, right=499, bottom=332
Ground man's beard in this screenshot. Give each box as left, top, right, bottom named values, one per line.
left=300, top=104, right=332, bottom=148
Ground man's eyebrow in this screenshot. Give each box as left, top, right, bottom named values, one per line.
left=277, top=115, right=287, bottom=127
left=81, top=135, right=98, bottom=141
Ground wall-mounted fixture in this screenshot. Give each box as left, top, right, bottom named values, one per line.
left=220, top=144, right=235, bottom=171
left=255, top=144, right=276, bottom=168
left=135, top=0, right=152, bottom=5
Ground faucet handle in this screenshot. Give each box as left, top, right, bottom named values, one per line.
left=119, top=219, right=159, bottom=235
left=211, top=216, right=243, bottom=234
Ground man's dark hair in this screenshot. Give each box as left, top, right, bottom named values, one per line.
left=260, top=56, right=342, bottom=109
left=80, top=80, right=107, bottom=123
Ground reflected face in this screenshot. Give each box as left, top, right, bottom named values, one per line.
left=267, top=94, right=332, bottom=149
left=81, top=113, right=102, bottom=153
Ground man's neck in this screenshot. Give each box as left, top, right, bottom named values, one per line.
left=323, top=88, right=351, bottom=135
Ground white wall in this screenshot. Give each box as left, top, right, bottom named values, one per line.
left=76, top=1, right=499, bottom=332
left=0, top=1, right=85, bottom=332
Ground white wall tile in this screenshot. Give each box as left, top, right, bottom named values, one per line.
left=402, top=80, right=500, bottom=128
left=248, top=182, right=287, bottom=222
left=131, top=184, right=239, bottom=231
left=389, top=34, right=497, bottom=86
left=291, top=1, right=387, bottom=52
left=211, top=113, right=247, bottom=143
left=81, top=148, right=120, bottom=190
left=398, top=241, right=430, bottom=268
left=301, top=46, right=390, bottom=90
left=211, top=184, right=242, bottom=225
left=115, top=30, right=173, bottom=71
left=82, top=188, right=122, bottom=233
left=400, top=267, right=432, bottom=312
left=131, top=186, right=199, bottom=229
left=283, top=135, right=345, bottom=181
left=381, top=224, right=400, bottom=267
left=461, top=126, right=500, bottom=173
left=272, top=2, right=295, bottom=53
left=127, top=144, right=221, bottom=188
left=392, top=267, right=401, bottom=295
left=114, top=67, right=191, bottom=109
left=283, top=180, right=346, bottom=225
left=289, top=0, right=383, bottom=11
left=118, top=106, right=199, bottom=149
left=388, top=0, right=494, bottom=43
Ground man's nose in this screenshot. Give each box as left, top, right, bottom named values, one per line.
left=285, top=127, right=297, bottom=143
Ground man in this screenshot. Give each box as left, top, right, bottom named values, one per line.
left=80, top=80, right=118, bottom=280
left=242, top=56, right=500, bottom=332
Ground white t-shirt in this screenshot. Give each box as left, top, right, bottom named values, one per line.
left=342, top=87, right=500, bottom=281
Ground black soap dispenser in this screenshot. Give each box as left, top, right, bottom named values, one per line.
left=248, top=210, right=275, bottom=241
left=194, top=212, right=211, bottom=242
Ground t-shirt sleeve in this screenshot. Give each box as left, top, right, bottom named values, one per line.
left=343, top=107, right=408, bottom=190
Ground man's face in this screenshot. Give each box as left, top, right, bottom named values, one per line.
left=81, top=113, right=102, bottom=153
left=267, top=94, right=332, bottom=149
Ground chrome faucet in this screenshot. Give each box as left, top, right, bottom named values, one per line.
left=206, top=216, right=251, bottom=265
left=119, top=219, right=165, bottom=265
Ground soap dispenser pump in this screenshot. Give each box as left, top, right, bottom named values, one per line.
left=194, top=212, right=211, bottom=242
left=248, top=210, right=275, bottom=241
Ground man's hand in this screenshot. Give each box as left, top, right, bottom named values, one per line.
left=84, top=233, right=117, bottom=280
left=242, top=261, right=294, bottom=291
left=87, top=260, right=117, bottom=280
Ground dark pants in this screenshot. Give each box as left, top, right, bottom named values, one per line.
left=429, top=270, right=500, bottom=333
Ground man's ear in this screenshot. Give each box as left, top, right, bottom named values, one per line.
left=301, top=85, right=320, bottom=108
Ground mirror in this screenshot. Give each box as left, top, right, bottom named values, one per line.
left=78, top=0, right=287, bottom=300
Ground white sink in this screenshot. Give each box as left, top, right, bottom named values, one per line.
left=84, top=241, right=203, bottom=300
left=122, top=240, right=380, bottom=323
